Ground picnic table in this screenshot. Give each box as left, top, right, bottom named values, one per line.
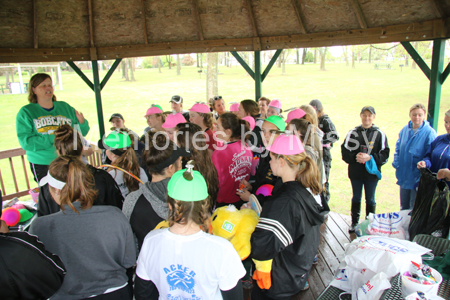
left=316, top=234, right=450, bottom=299
left=374, top=63, right=392, bottom=69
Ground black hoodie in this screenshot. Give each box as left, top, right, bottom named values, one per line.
left=250, top=181, right=329, bottom=298
left=341, top=124, right=390, bottom=181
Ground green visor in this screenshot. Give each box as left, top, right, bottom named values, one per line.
left=98, top=131, right=132, bottom=156
left=168, top=163, right=208, bottom=201
left=264, top=115, right=286, bottom=131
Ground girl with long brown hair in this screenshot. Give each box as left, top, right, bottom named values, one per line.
left=188, top=103, right=217, bottom=153
left=29, top=156, right=136, bottom=300
left=213, top=113, right=253, bottom=208
left=135, top=165, right=245, bottom=300
left=175, top=122, right=219, bottom=209
left=250, top=133, right=328, bottom=298
left=38, top=124, right=123, bottom=216
left=98, top=131, right=148, bottom=198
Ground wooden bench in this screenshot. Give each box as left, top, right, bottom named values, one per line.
left=374, top=63, right=392, bottom=69
left=0, top=148, right=32, bottom=200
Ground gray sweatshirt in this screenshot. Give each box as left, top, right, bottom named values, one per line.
left=29, top=202, right=136, bottom=300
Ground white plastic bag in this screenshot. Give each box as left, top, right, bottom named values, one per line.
left=355, top=272, right=391, bottom=300
left=345, top=236, right=431, bottom=277
left=366, top=210, right=411, bottom=240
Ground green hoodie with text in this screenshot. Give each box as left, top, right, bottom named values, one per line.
left=16, top=101, right=90, bottom=165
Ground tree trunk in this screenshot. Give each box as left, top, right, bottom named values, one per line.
left=177, top=54, right=181, bottom=75
left=296, top=48, right=300, bottom=64
left=313, top=48, right=317, bottom=64
left=282, top=51, right=286, bottom=74
left=405, top=55, right=409, bottom=67
left=302, top=48, right=306, bottom=64
left=129, top=58, right=135, bottom=81
left=200, top=54, right=203, bottom=68
left=11, top=68, right=15, bottom=82
left=277, top=52, right=282, bottom=68
left=319, top=47, right=327, bottom=71
left=158, top=57, right=162, bottom=73
left=343, top=46, right=349, bottom=66
left=412, top=42, right=418, bottom=69
left=121, top=61, right=126, bottom=79
left=368, top=46, right=372, bottom=63
left=206, top=53, right=219, bottom=102
left=352, top=46, right=356, bottom=69
left=5, top=71, right=9, bottom=87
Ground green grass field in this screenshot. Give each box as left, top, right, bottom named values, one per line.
left=1, top=58, right=449, bottom=216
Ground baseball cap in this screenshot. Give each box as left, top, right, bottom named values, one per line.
left=168, top=161, right=208, bottom=201
left=145, top=104, right=163, bottom=116
left=361, top=106, right=376, bottom=115
left=162, top=112, right=187, bottom=128
left=97, top=131, right=132, bottom=156
left=109, top=113, right=124, bottom=122
left=189, top=103, right=211, bottom=114
left=269, top=99, right=282, bottom=109
left=309, top=99, right=323, bottom=111
left=285, top=109, right=306, bottom=123
left=229, top=102, right=239, bottom=112
left=266, top=131, right=305, bottom=155
left=265, top=115, right=286, bottom=131
left=170, top=95, right=183, bottom=104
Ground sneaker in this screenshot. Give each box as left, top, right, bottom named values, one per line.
left=301, top=280, right=309, bottom=291
left=349, top=223, right=358, bottom=233
left=312, top=254, right=319, bottom=265
left=241, top=278, right=253, bottom=289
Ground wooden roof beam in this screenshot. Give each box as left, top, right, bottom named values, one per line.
left=33, top=0, right=38, bottom=48
left=140, top=0, right=149, bottom=44
left=351, top=0, right=368, bottom=29
left=290, top=0, right=307, bottom=34
left=191, top=0, right=204, bottom=40
left=245, top=0, right=258, bottom=37
left=0, top=18, right=448, bottom=63
left=87, top=0, right=95, bottom=47
left=430, top=0, right=444, bottom=18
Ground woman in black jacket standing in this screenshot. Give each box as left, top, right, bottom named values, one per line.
left=341, top=106, right=390, bottom=233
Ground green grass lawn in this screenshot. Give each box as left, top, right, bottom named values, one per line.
left=1, top=58, right=449, bottom=216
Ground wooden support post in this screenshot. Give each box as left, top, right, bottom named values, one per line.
left=100, top=58, right=122, bottom=90
left=401, top=42, right=431, bottom=80
left=428, top=39, right=445, bottom=130
left=230, top=52, right=255, bottom=79
left=254, top=51, right=261, bottom=101
left=140, top=0, right=149, bottom=44
left=350, top=0, right=368, bottom=29
left=290, top=0, right=307, bottom=34
left=92, top=61, right=105, bottom=138
left=18, top=64, right=24, bottom=94
left=262, top=49, right=283, bottom=81
left=67, top=61, right=94, bottom=90
left=191, top=0, right=204, bottom=40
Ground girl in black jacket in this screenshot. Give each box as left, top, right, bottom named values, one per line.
left=341, top=106, right=390, bottom=232
left=250, top=132, right=329, bottom=299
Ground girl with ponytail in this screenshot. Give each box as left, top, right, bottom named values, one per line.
left=38, top=124, right=123, bottom=216
left=98, top=130, right=148, bottom=198
left=249, top=132, right=329, bottom=299
left=29, top=155, right=136, bottom=300
left=212, top=113, right=253, bottom=208
left=135, top=163, right=245, bottom=300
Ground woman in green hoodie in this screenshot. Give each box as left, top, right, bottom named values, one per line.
left=16, top=73, right=89, bottom=182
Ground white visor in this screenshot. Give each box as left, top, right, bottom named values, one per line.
left=39, top=171, right=66, bottom=189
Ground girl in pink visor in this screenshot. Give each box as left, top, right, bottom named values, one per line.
left=189, top=103, right=217, bottom=154
left=249, top=132, right=328, bottom=298
left=143, top=104, right=165, bottom=136
left=162, top=111, right=187, bottom=142
left=267, top=99, right=283, bottom=117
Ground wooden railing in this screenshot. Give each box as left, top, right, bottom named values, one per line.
left=0, top=148, right=32, bottom=200
left=0, top=144, right=103, bottom=201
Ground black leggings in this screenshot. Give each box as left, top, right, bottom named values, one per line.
left=29, top=163, right=48, bottom=183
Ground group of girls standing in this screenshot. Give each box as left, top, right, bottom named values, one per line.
left=14, top=73, right=331, bottom=300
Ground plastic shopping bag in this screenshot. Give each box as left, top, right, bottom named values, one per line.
left=366, top=210, right=411, bottom=240
left=345, top=236, right=431, bottom=277
left=355, top=272, right=391, bottom=300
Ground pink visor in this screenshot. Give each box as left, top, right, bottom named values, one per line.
left=145, top=106, right=163, bottom=116
left=189, top=103, right=211, bottom=114
left=285, top=109, right=306, bottom=123
left=266, top=132, right=305, bottom=155
left=269, top=99, right=282, bottom=109
left=242, top=116, right=255, bottom=130
left=229, top=102, right=239, bottom=112
left=162, top=113, right=186, bottom=128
